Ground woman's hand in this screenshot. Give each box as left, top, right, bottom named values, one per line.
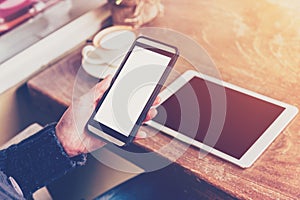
left=55, top=75, right=159, bottom=157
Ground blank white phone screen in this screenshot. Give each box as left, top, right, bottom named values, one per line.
left=94, top=45, right=171, bottom=136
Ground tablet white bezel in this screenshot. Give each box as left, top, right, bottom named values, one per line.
left=146, top=70, right=298, bottom=168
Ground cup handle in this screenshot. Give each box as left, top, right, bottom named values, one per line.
left=82, top=45, right=95, bottom=59
left=82, top=45, right=106, bottom=65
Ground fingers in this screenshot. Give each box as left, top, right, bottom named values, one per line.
left=153, top=96, right=161, bottom=106
left=143, top=97, right=160, bottom=122
left=144, top=107, right=158, bottom=122
left=93, top=75, right=112, bottom=106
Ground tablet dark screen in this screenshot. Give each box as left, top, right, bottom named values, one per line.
left=152, top=77, right=285, bottom=159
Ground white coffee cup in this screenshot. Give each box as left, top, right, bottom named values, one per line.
left=81, top=26, right=137, bottom=78
left=82, top=26, right=136, bottom=64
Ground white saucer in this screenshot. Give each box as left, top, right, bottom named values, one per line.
left=81, top=56, right=123, bottom=79
left=81, top=25, right=137, bottom=79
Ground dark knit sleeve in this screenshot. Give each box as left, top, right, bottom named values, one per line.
left=0, top=123, right=87, bottom=199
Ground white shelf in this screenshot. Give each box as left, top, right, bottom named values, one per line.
left=0, top=3, right=111, bottom=95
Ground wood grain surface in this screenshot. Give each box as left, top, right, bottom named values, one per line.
left=27, top=0, right=300, bottom=199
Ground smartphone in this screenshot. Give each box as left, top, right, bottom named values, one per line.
left=87, top=36, right=179, bottom=146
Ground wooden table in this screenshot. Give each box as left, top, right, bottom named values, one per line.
left=27, top=0, right=300, bottom=199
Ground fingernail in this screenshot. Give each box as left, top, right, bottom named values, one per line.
left=151, top=109, right=158, bottom=118
left=157, top=96, right=161, bottom=102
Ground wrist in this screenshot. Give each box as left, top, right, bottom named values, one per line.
left=55, top=122, right=84, bottom=157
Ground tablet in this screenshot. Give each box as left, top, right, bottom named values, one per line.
left=146, top=70, right=298, bottom=168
